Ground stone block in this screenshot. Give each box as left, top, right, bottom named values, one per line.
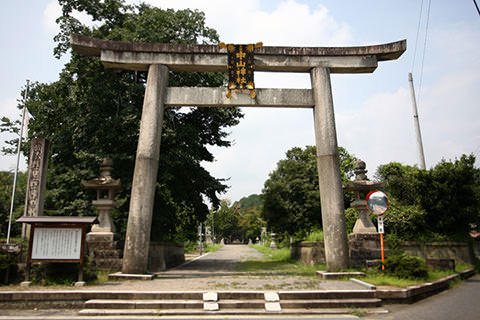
left=265, top=302, right=281, bottom=312
left=203, top=302, right=219, bottom=311
left=203, top=292, right=218, bottom=302
left=426, top=258, right=455, bottom=271
left=264, top=292, right=279, bottom=302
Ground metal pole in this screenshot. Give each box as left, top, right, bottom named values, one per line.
left=380, top=233, right=385, bottom=271
left=7, top=80, right=29, bottom=244
left=198, top=223, right=203, bottom=255
left=212, top=211, right=215, bottom=245
left=408, top=73, right=426, bottom=169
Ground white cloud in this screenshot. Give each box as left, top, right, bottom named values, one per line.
left=43, top=0, right=61, bottom=34
left=337, top=87, right=417, bottom=175
left=139, top=0, right=352, bottom=46
left=43, top=0, right=100, bottom=35
left=0, top=97, right=26, bottom=172
left=1, top=97, right=21, bottom=120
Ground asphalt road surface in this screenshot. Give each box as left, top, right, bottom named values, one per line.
left=363, top=274, right=480, bottom=320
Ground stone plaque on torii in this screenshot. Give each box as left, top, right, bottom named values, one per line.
left=70, top=34, right=406, bottom=274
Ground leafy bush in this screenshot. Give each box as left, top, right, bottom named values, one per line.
left=345, top=207, right=358, bottom=234
left=305, top=228, right=324, bottom=242
left=31, top=260, right=97, bottom=286
left=183, top=240, right=199, bottom=254
left=0, top=253, right=19, bottom=284
left=383, top=253, right=428, bottom=280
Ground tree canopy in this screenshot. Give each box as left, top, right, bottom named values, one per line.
left=377, top=154, right=480, bottom=239
left=261, top=146, right=356, bottom=237
left=0, top=172, right=27, bottom=238
left=1, top=0, right=243, bottom=241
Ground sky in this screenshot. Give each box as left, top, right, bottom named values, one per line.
left=1, top=0, right=479, bottom=204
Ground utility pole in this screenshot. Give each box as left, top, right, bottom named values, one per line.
left=408, top=73, right=426, bottom=170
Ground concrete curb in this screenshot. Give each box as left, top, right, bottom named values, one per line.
left=350, top=278, right=376, bottom=290
left=376, top=268, right=475, bottom=303
left=167, top=252, right=211, bottom=270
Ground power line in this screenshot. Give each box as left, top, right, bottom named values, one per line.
left=411, top=0, right=424, bottom=72
left=474, top=0, right=480, bottom=17
left=417, top=0, right=432, bottom=106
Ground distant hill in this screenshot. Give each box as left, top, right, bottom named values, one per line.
left=234, top=194, right=262, bottom=210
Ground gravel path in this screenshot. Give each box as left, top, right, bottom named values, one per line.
left=91, top=244, right=364, bottom=291
left=1, top=245, right=365, bottom=292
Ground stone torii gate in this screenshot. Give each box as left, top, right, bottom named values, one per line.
left=71, top=34, right=406, bottom=274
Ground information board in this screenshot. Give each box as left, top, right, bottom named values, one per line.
left=31, top=227, right=82, bottom=260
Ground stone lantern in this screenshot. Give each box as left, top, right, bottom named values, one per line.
left=82, top=158, right=121, bottom=236
left=344, top=160, right=385, bottom=267
left=344, top=160, right=384, bottom=234
left=81, top=158, right=123, bottom=270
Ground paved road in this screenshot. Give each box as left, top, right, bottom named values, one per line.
left=363, top=274, right=480, bottom=320
left=165, top=244, right=265, bottom=274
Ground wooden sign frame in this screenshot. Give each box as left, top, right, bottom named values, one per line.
left=17, top=216, right=97, bottom=283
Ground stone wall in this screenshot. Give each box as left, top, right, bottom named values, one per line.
left=86, top=234, right=123, bottom=271
left=401, top=241, right=471, bottom=264
left=148, top=241, right=185, bottom=272
left=290, top=241, right=325, bottom=265
left=291, top=240, right=472, bottom=267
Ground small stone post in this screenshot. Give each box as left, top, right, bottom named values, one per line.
left=311, top=67, right=349, bottom=271
left=205, top=226, right=212, bottom=245
left=269, top=233, right=277, bottom=250
left=122, top=64, right=169, bottom=275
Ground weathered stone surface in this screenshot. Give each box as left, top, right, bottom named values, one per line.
left=122, top=64, right=169, bottom=275
left=290, top=241, right=326, bottom=265
left=166, top=87, right=314, bottom=108
left=426, top=258, right=455, bottom=271
left=22, top=138, right=50, bottom=238
left=86, top=233, right=123, bottom=271
left=147, top=242, right=185, bottom=272
left=71, top=34, right=406, bottom=73
left=265, top=302, right=282, bottom=312
left=203, top=292, right=218, bottom=302
left=311, top=67, right=349, bottom=271
left=264, top=292, right=279, bottom=302
left=402, top=241, right=471, bottom=264
left=203, top=302, right=219, bottom=311
left=349, top=233, right=383, bottom=268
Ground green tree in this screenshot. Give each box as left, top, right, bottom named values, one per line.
left=261, top=146, right=356, bottom=236
left=0, top=171, right=27, bottom=238
left=206, top=199, right=240, bottom=243
left=377, top=154, right=480, bottom=238
left=1, top=1, right=243, bottom=241
left=234, top=194, right=263, bottom=241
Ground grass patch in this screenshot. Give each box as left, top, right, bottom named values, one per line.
left=204, top=244, right=223, bottom=253
left=455, top=262, right=474, bottom=272
left=349, top=308, right=367, bottom=317
left=241, top=244, right=325, bottom=275
left=363, top=274, right=425, bottom=287
left=364, top=269, right=462, bottom=288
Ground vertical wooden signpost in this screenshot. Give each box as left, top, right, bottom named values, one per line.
left=17, top=216, right=98, bottom=285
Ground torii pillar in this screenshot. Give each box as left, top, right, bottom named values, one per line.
left=122, top=64, right=168, bottom=274
left=311, top=67, right=349, bottom=269
left=70, top=34, right=406, bottom=273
